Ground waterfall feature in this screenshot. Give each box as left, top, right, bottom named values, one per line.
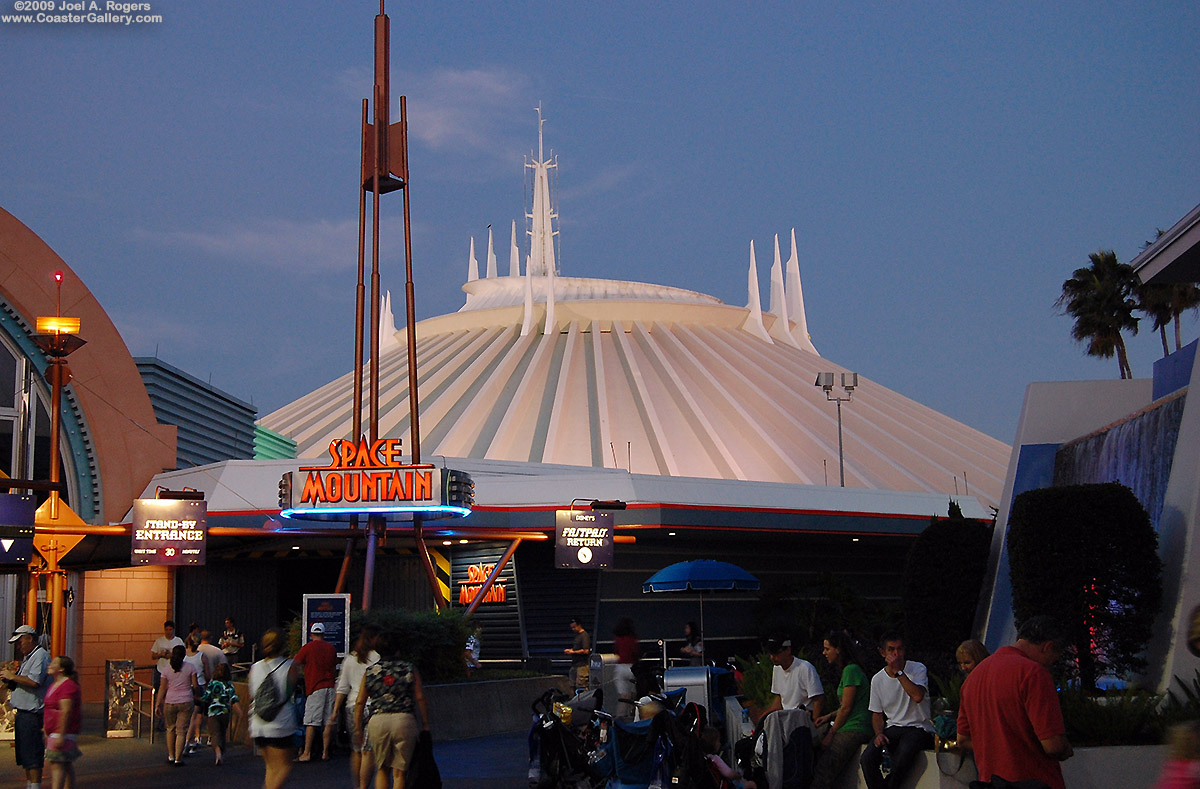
left=1053, top=391, right=1187, bottom=533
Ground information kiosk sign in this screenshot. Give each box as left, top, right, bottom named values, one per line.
left=555, top=510, right=614, bottom=569
left=303, top=593, right=351, bottom=656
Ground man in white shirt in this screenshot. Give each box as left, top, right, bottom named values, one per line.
left=197, top=630, right=227, bottom=671
left=764, top=636, right=825, bottom=717
left=150, top=620, right=185, bottom=698
left=860, top=632, right=934, bottom=789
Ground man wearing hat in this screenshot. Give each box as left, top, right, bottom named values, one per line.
left=765, top=636, right=825, bottom=717
left=293, top=622, right=338, bottom=762
left=1, top=625, right=50, bottom=788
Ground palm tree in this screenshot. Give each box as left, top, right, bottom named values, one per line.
left=1056, top=249, right=1140, bottom=379
left=1139, top=229, right=1200, bottom=355
left=1135, top=280, right=1174, bottom=357
left=1167, top=283, right=1200, bottom=351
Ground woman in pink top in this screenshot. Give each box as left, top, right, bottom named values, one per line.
left=43, top=655, right=82, bottom=789
left=155, top=645, right=198, bottom=765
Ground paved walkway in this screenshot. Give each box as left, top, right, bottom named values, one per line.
left=0, top=727, right=531, bottom=788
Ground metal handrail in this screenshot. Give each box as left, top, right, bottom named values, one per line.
left=130, top=677, right=155, bottom=743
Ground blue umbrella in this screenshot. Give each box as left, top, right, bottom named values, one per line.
left=642, top=560, right=760, bottom=643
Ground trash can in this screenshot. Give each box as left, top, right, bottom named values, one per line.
left=589, top=653, right=621, bottom=715
left=663, top=666, right=711, bottom=713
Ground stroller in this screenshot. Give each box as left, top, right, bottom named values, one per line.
left=608, top=690, right=721, bottom=789
left=528, top=687, right=610, bottom=789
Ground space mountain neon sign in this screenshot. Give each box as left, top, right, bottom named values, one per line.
left=277, top=438, right=472, bottom=522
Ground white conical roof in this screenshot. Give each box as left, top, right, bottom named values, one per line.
left=258, top=116, right=1009, bottom=509
left=260, top=282, right=1008, bottom=507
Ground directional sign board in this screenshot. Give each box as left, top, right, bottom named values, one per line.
left=0, top=493, right=35, bottom=564
left=555, top=510, right=614, bottom=569
left=131, top=498, right=207, bottom=566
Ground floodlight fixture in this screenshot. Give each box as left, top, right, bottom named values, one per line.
left=813, top=371, right=859, bottom=488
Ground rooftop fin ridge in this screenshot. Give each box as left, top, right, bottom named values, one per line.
left=741, top=240, right=773, bottom=343
left=785, top=228, right=818, bottom=355
left=485, top=225, right=498, bottom=279
left=768, top=234, right=800, bottom=348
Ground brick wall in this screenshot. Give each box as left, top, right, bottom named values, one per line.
left=77, top=566, right=173, bottom=703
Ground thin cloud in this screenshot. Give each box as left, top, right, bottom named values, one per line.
left=131, top=217, right=406, bottom=274
left=336, top=65, right=532, bottom=157
left=557, top=163, right=640, bottom=203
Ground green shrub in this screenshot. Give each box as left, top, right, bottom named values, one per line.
left=902, top=501, right=992, bottom=672
left=287, top=607, right=471, bottom=683
left=1008, top=483, right=1162, bottom=691
left=1160, top=671, right=1200, bottom=726
left=734, top=652, right=778, bottom=710
left=930, top=671, right=965, bottom=714
left=1058, top=686, right=1163, bottom=746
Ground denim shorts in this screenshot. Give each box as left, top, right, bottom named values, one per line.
left=15, top=708, right=45, bottom=769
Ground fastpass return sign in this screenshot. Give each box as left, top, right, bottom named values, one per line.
left=277, top=438, right=472, bottom=522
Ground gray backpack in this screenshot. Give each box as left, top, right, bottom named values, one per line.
left=254, top=660, right=287, bottom=722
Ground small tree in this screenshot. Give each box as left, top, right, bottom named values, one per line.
left=902, top=500, right=992, bottom=672
left=1007, top=483, right=1162, bottom=691
left=1055, top=249, right=1140, bottom=379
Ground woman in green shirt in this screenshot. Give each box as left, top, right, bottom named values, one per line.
left=811, top=630, right=873, bottom=789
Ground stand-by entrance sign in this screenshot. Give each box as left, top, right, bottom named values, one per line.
left=131, top=498, right=207, bottom=565
left=0, top=493, right=35, bottom=564
left=555, top=510, right=614, bottom=569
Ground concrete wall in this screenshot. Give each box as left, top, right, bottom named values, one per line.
left=978, top=378, right=1154, bottom=649
left=1155, top=349, right=1200, bottom=689
left=424, top=675, right=569, bottom=740
left=828, top=745, right=1168, bottom=789
left=77, top=566, right=174, bottom=702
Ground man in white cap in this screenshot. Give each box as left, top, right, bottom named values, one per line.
left=1, top=625, right=50, bottom=789
left=292, top=622, right=338, bottom=762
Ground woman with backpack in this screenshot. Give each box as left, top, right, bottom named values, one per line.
left=248, top=628, right=297, bottom=789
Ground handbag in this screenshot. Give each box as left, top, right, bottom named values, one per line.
left=406, top=729, right=442, bottom=789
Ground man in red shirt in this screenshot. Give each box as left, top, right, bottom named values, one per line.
left=957, top=616, right=1074, bottom=789
left=293, top=623, right=338, bottom=761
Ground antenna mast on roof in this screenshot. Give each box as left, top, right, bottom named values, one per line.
left=526, top=105, right=559, bottom=277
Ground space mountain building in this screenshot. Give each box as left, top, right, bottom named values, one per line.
left=245, top=119, right=1011, bottom=664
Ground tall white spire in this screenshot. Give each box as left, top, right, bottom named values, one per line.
left=509, top=221, right=521, bottom=277
left=378, top=290, right=400, bottom=354
left=485, top=225, right=498, bottom=278
left=741, top=241, right=773, bottom=343
left=525, top=104, right=558, bottom=278
left=784, top=228, right=818, bottom=355
left=467, top=237, right=479, bottom=282
left=769, top=234, right=801, bottom=349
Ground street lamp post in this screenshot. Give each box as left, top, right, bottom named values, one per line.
left=31, top=271, right=86, bottom=657
left=814, top=372, right=857, bottom=487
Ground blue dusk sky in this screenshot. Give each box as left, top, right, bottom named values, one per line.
left=2, top=2, right=1198, bottom=443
